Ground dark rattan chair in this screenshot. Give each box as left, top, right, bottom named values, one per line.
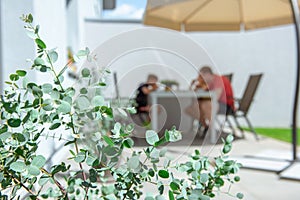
left=228, top=73, right=263, bottom=139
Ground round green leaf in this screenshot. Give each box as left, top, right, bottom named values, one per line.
left=157, top=183, right=164, bottom=195
left=35, top=25, right=40, bottom=34
left=22, top=112, right=31, bottom=124
left=80, top=88, right=88, bottom=94
left=102, top=146, right=119, bottom=157
left=127, top=156, right=140, bottom=170
left=101, top=185, right=115, bottom=196
left=10, top=161, right=26, bottom=172
left=42, top=83, right=53, bottom=93
left=12, top=133, right=26, bottom=143
left=26, top=14, right=33, bottom=23
left=158, top=170, right=169, bottom=179
left=16, top=70, right=27, bottom=77
left=32, top=98, right=41, bottom=108
left=28, top=165, right=40, bottom=176
left=75, top=96, right=90, bottom=111
left=31, top=155, right=46, bottom=168
left=58, top=75, right=64, bottom=84
left=123, top=138, right=134, bottom=148
left=91, top=96, right=104, bottom=107
left=8, top=118, right=21, bottom=128
left=81, top=68, right=90, bottom=77
left=215, top=177, right=224, bottom=186
left=226, top=134, right=234, bottom=143
left=236, top=193, right=244, bottom=199
left=50, top=90, right=60, bottom=100
left=40, top=65, right=48, bottom=72
left=126, top=124, right=134, bottom=132
left=170, top=182, right=180, bottom=191
left=86, top=155, right=97, bottom=167
left=150, top=148, right=160, bottom=159
left=200, top=173, right=209, bottom=183
left=34, top=57, right=45, bottom=66
left=0, top=124, right=8, bottom=134
left=102, top=135, right=114, bottom=147
left=48, top=51, right=58, bottom=63
left=57, top=100, right=71, bottom=114
left=234, top=176, right=240, bottom=182
left=222, top=143, right=232, bottom=154
left=146, top=130, right=159, bottom=146
left=49, top=121, right=61, bottom=130
left=35, top=38, right=46, bottom=49
left=42, top=99, right=53, bottom=111
left=38, top=175, right=50, bottom=186
left=63, top=96, right=72, bottom=105
left=0, top=132, right=11, bottom=141
left=9, top=74, right=19, bottom=81
left=89, top=168, right=97, bottom=183
left=148, top=169, right=155, bottom=177
left=32, top=86, right=43, bottom=97
left=169, top=190, right=175, bottom=200
left=26, top=82, right=38, bottom=90
left=65, top=87, right=75, bottom=97
left=193, top=161, right=201, bottom=171
left=112, top=122, right=122, bottom=135
left=74, top=152, right=86, bottom=163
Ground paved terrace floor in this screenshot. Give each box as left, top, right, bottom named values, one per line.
left=133, top=131, right=300, bottom=200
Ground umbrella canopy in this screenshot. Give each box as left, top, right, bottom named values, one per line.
left=144, top=0, right=300, bottom=31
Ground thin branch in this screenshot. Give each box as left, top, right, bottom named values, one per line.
left=40, top=168, right=66, bottom=197
left=12, top=176, right=39, bottom=199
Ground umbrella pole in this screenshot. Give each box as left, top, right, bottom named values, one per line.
left=278, top=0, right=300, bottom=181
left=277, top=0, right=300, bottom=181
left=290, top=0, right=300, bottom=161
left=238, top=0, right=300, bottom=177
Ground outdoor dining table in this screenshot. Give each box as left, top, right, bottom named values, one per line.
left=149, top=90, right=218, bottom=144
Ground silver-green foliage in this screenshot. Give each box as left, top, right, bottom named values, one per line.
left=0, top=14, right=243, bottom=200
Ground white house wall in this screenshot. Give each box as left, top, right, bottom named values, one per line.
left=1, top=0, right=36, bottom=90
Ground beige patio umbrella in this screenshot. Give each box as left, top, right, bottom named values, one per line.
left=143, top=0, right=300, bottom=163
left=144, top=0, right=299, bottom=32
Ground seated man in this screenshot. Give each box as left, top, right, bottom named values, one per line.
left=189, top=66, right=234, bottom=131
left=134, top=74, right=159, bottom=123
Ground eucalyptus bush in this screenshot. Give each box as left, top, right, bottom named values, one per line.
left=0, top=14, right=243, bottom=200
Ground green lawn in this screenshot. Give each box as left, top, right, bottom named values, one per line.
left=250, top=127, right=300, bottom=145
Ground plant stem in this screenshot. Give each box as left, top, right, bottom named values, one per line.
left=29, top=23, right=65, bottom=92
left=12, top=176, right=39, bottom=199
left=45, top=52, right=65, bottom=92
left=74, top=138, right=89, bottom=200
left=73, top=140, right=87, bottom=181
left=41, top=168, right=67, bottom=197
